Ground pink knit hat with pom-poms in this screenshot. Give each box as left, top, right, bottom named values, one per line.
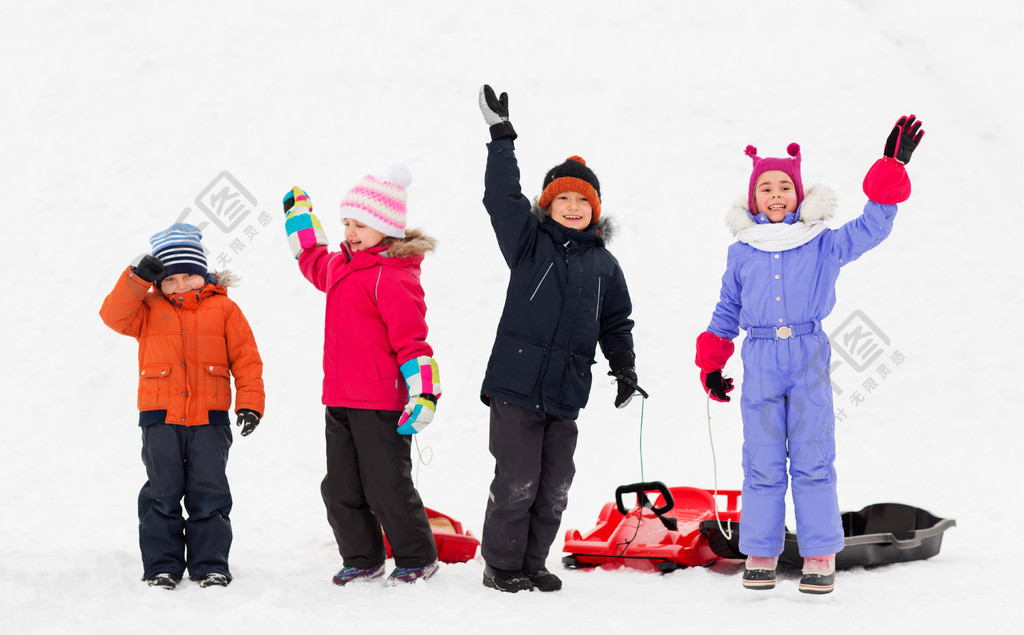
left=746, top=143, right=803, bottom=214
left=339, top=163, right=413, bottom=238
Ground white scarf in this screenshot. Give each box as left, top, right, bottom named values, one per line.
left=736, top=220, right=828, bottom=252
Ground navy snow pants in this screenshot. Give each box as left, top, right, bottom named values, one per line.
left=138, top=422, right=233, bottom=581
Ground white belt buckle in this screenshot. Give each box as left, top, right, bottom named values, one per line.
left=776, top=326, right=793, bottom=339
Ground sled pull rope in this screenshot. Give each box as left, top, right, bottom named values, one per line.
left=412, top=436, right=433, bottom=488
left=613, top=391, right=650, bottom=557
left=638, top=395, right=646, bottom=483
left=706, top=393, right=733, bottom=540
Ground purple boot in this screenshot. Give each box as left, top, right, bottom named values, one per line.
left=332, top=563, right=386, bottom=586
left=386, top=561, right=439, bottom=586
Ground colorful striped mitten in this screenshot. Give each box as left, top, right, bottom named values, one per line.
left=397, top=356, right=441, bottom=434
left=283, top=186, right=328, bottom=259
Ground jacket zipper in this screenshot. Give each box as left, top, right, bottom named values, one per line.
left=529, top=262, right=554, bottom=301
left=595, top=276, right=602, bottom=321
left=177, top=299, right=192, bottom=425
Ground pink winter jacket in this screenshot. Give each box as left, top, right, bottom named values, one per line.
left=299, top=235, right=434, bottom=411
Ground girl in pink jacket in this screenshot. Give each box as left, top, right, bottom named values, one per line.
left=284, top=164, right=441, bottom=586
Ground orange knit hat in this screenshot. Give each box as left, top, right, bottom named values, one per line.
left=538, top=155, right=602, bottom=222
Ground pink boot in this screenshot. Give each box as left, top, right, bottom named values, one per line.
left=742, top=556, right=778, bottom=590
left=799, top=554, right=836, bottom=594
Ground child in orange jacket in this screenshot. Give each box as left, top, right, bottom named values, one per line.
left=100, top=223, right=265, bottom=590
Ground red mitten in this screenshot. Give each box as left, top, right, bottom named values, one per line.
left=862, top=157, right=911, bottom=205
left=696, top=331, right=735, bottom=402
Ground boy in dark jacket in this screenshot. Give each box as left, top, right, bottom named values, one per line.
left=477, top=85, right=640, bottom=593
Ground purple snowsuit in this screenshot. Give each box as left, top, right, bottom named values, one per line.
left=707, top=185, right=897, bottom=558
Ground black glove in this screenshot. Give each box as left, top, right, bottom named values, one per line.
left=133, top=255, right=167, bottom=283
left=479, top=84, right=517, bottom=141
left=236, top=409, right=261, bottom=436
left=608, top=351, right=648, bottom=409
left=883, top=114, right=924, bottom=165
left=703, top=370, right=734, bottom=402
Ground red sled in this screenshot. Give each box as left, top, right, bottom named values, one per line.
left=562, top=482, right=740, bottom=573
left=384, top=507, right=480, bottom=564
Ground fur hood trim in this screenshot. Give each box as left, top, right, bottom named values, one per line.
left=531, top=197, right=618, bottom=243
left=726, top=184, right=837, bottom=236
left=384, top=228, right=437, bottom=258
left=210, top=270, right=239, bottom=288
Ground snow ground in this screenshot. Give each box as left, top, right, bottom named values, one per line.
left=2, top=1, right=1022, bottom=632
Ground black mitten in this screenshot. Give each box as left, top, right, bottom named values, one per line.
left=236, top=409, right=261, bottom=436
left=479, top=84, right=517, bottom=141
left=883, top=114, right=924, bottom=165
left=608, top=351, right=647, bottom=409
left=133, top=255, right=167, bottom=283
left=703, top=370, right=734, bottom=402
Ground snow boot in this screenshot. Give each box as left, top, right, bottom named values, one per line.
left=524, top=568, right=562, bottom=592
left=332, top=563, right=386, bottom=586
left=482, top=564, right=534, bottom=593
left=742, top=556, right=778, bottom=590
left=146, top=573, right=180, bottom=590
left=197, top=573, right=230, bottom=588
left=387, top=560, right=439, bottom=586
left=799, top=554, right=836, bottom=595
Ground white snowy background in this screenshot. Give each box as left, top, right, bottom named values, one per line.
left=2, top=0, right=1021, bottom=632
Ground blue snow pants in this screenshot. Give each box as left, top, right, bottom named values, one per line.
left=738, top=331, right=845, bottom=558
left=138, top=422, right=233, bottom=581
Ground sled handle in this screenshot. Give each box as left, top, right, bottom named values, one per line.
left=615, top=481, right=675, bottom=516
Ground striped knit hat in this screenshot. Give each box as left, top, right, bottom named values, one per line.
left=149, top=223, right=207, bottom=280
left=339, top=163, right=412, bottom=238
left=538, top=155, right=602, bottom=222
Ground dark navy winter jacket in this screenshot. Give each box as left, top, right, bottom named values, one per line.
left=480, top=139, right=634, bottom=419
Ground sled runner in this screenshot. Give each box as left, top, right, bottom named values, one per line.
left=384, top=507, right=480, bottom=564
left=699, top=502, right=955, bottom=569
left=562, top=482, right=741, bottom=572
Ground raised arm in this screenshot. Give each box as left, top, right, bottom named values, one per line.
left=99, top=258, right=165, bottom=338
left=283, top=186, right=342, bottom=292
left=833, top=115, right=925, bottom=264
left=480, top=84, right=539, bottom=268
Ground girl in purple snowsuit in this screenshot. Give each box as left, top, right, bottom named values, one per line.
left=695, top=116, right=924, bottom=595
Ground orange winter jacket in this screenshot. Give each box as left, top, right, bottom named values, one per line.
left=100, top=266, right=265, bottom=426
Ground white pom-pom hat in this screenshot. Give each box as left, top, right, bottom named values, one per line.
left=339, top=163, right=414, bottom=238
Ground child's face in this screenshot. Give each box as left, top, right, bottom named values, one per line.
left=160, top=273, right=205, bottom=295
left=754, top=170, right=799, bottom=222
left=343, top=218, right=386, bottom=251
left=548, top=191, right=593, bottom=231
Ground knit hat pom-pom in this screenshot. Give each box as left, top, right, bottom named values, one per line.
left=566, top=155, right=586, bottom=166
left=745, top=145, right=758, bottom=158
left=386, top=162, right=413, bottom=188
left=787, top=142, right=801, bottom=157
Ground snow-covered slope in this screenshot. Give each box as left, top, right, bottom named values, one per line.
left=2, top=1, right=1021, bottom=632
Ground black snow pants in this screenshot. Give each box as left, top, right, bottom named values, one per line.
left=481, top=400, right=578, bottom=571
left=321, top=406, right=437, bottom=569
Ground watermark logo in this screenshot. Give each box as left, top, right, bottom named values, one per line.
left=747, top=308, right=908, bottom=436
left=827, top=309, right=906, bottom=423
left=829, top=310, right=891, bottom=373
left=194, top=171, right=258, bottom=233
left=169, top=171, right=275, bottom=268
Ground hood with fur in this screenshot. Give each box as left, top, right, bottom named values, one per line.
left=209, top=270, right=239, bottom=288
left=384, top=228, right=437, bottom=258
left=726, top=184, right=837, bottom=237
